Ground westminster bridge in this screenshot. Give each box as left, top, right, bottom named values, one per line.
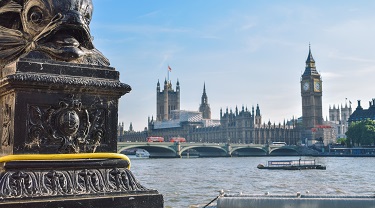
left=117, top=142, right=304, bottom=158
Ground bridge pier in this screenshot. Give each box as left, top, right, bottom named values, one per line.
left=225, top=143, right=232, bottom=157
left=174, top=142, right=182, bottom=158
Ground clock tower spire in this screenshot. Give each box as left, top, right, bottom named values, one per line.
left=199, top=83, right=211, bottom=119
left=301, top=44, right=323, bottom=133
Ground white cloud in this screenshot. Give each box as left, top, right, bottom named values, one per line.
left=137, top=10, right=161, bottom=19
left=321, top=72, right=342, bottom=80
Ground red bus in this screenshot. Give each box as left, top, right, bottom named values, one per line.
left=170, top=137, right=186, bottom=143
left=147, top=136, right=164, bottom=142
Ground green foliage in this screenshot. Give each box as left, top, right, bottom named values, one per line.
left=336, top=137, right=347, bottom=145
left=346, top=119, right=375, bottom=146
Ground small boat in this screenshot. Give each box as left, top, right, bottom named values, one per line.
left=257, top=159, right=326, bottom=170
left=135, top=149, right=150, bottom=158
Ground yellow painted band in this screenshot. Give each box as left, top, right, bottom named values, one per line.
left=0, top=153, right=131, bottom=169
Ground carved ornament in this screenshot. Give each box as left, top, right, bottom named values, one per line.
left=27, top=95, right=106, bottom=153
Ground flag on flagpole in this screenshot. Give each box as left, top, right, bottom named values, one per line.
left=168, top=65, right=172, bottom=72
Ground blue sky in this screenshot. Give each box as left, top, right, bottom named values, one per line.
left=90, top=0, right=375, bottom=131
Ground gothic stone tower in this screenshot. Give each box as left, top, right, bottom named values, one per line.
left=254, top=104, right=262, bottom=128
left=329, top=103, right=352, bottom=138
left=301, top=45, right=323, bottom=140
left=199, top=83, right=211, bottom=119
left=156, top=79, right=180, bottom=121
left=329, top=105, right=341, bottom=122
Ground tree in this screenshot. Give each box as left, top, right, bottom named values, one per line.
left=336, top=137, right=347, bottom=145
left=346, top=119, right=375, bottom=146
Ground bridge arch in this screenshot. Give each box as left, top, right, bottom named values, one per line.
left=230, top=147, right=267, bottom=156
left=118, top=144, right=178, bottom=158
left=180, top=145, right=228, bottom=157
left=269, top=147, right=299, bottom=156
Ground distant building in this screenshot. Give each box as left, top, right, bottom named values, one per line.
left=150, top=110, right=219, bottom=130
left=146, top=109, right=220, bottom=142
left=348, top=99, right=375, bottom=124
left=118, top=121, right=147, bottom=142
left=328, top=103, right=352, bottom=138
left=192, top=106, right=300, bottom=145
left=119, top=45, right=339, bottom=146
left=156, top=79, right=180, bottom=121
left=118, top=122, right=124, bottom=137
left=120, top=81, right=300, bottom=145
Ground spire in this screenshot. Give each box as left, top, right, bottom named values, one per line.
left=203, top=82, right=207, bottom=96
left=199, top=82, right=211, bottom=119
left=306, top=43, right=315, bottom=64
left=200, top=83, right=208, bottom=114
left=129, top=122, right=133, bottom=132
left=201, top=83, right=208, bottom=104
left=302, top=43, right=320, bottom=77
left=176, top=79, right=180, bottom=92
left=163, top=78, right=172, bottom=90
left=256, top=104, right=261, bottom=116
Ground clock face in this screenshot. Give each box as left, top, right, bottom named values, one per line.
left=303, top=82, right=309, bottom=91
left=314, top=82, right=321, bottom=91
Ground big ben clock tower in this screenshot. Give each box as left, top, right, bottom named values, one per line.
left=301, top=45, right=323, bottom=132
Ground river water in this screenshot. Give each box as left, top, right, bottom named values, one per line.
left=129, top=156, right=375, bottom=208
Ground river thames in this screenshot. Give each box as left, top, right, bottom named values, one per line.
left=129, top=156, right=375, bottom=207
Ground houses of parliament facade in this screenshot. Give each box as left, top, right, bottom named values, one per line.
left=119, top=46, right=333, bottom=145
left=120, top=78, right=301, bottom=144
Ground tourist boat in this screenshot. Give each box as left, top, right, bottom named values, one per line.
left=257, top=159, right=326, bottom=170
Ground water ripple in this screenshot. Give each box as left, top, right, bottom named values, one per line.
left=130, top=156, right=375, bottom=207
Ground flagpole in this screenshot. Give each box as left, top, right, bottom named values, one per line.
left=167, top=65, right=171, bottom=82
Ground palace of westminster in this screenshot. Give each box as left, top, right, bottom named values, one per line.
left=118, top=46, right=374, bottom=146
